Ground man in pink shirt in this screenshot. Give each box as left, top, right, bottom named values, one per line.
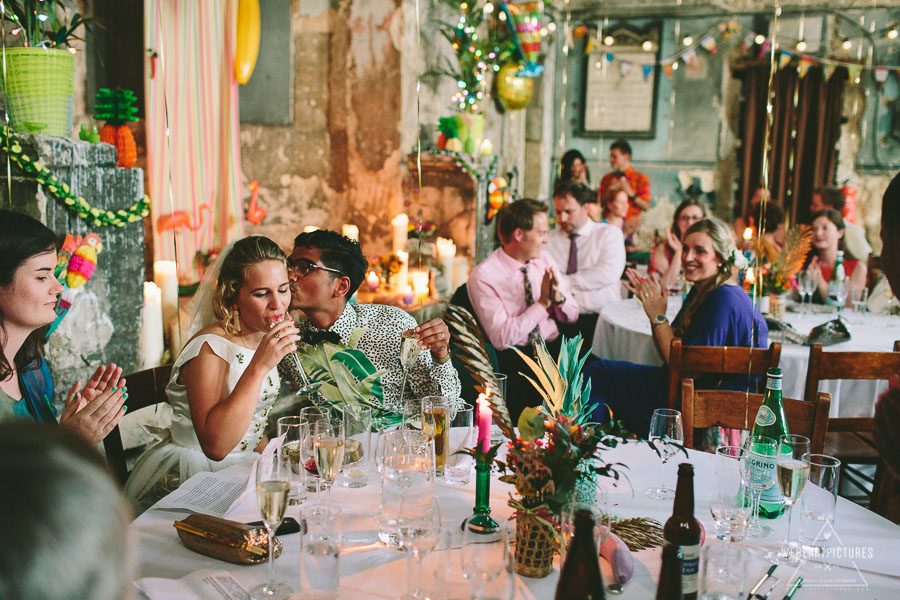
left=468, top=198, right=579, bottom=422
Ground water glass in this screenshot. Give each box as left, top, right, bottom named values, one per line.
left=646, top=408, right=684, bottom=500
left=699, top=543, right=749, bottom=600
left=431, top=530, right=468, bottom=600
left=490, top=373, right=508, bottom=443
left=710, top=446, right=749, bottom=542
left=341, top=404, right=372, bottom=488
left=462, top=518, right=515, bottom=600
left=422, top=396, right=452, bottom=476
left=398, top=497, right=442, bottom=600
left=799, top=454, right=841, bottom=551
left=378, top=450, right=435, bottom=549
left=851, top=286, right=869, bottom=318
left=277, top=416, right=308, bottom=505
left=443, top=403, right=475, bottom=485
left=560, top=493, right=611, bottom=566
left=300, top=504, right=342, bottom=600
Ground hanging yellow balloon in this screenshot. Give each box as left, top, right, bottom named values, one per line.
left=235, top=0, right=261, bottom=85
left=496, top=63, right=534, bottom=111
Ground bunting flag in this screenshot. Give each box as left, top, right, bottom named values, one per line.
left=642, top=64, right=654, bottom=81
left=584, top=38, right=597, bottom=54
left=778, top=51, right=792, bottom=69
left=847, top=64, right=862, bottom=82
left=663, top=62, right=674, bottom=78
left=743, top=33, right=756, bottom=51
left=682, top=47, right=697, bottom=67
left=799, top=58, right=814, bottom=79
left=700, top=34, right=718, bottom=54
left=875, top=67, right=889, bottom=84
left=573, top=24, right=590, bottom=40
left=620, top=60, right=633, bottom=78
left=824, top=64, right=836, bottom=81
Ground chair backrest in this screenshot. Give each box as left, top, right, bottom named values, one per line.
left=666, top=338, right=782, bottom=409
left=103, top=364, right=173, bottom=485
left=680, top=379, right=831, bottom=454
left=804, top=341, right=900, bottom=411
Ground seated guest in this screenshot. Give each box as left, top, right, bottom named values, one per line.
left=761, top=202, right=786, bottom=261
left=599, top=140, right=651, bottom=230
left=468, top=198, right=579, bottom=423
left=286, top=230, right=461, bottom=406
left=810, top=186, right=872, bottom=263
left=804, top=209, right=867, bottom=306
left=558, top=148, right=591, bottom=186
left=650, top=198, right=707, bottom=290
left=546, top=180, right=626, bottom=346
left=585, top=217, right=767, bottom=437
left=0, top=209, right=126, bottom=444
left=126, top=236, right=302, bottom=510
left=0, top=422, right=131, bottom=600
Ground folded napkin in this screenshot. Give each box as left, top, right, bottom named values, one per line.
left=599, top=533, right=634, bottom=584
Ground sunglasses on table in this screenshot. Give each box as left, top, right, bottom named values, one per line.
left=288, top=258, right=343, bottom=279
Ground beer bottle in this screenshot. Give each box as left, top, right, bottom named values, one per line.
left=555, top=509, right=606, bottom=600
left=655, top=543, right=683, bottom=600
left=749, top=367, right=788, bottom=518
left=827, top=250, right=846, bottom=306
left=663, top=463, right=701, bottom=600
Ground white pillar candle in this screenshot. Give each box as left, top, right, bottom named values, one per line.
left=451, top=256, right=469, bottom=292
left=393, top=249, right=409, bottom=291
left=391, top=213, right=408, bottom=254
left=411, top=270, right=430, bottom=304
left=303, top=225, right=319, bottom=233
left=342, top=224, right=359, bottom=242
left=366, top=271, right=379, bottom=292
left=140, top=282, right=164, bottom=369
left=153, top=261, right=178, bottom=338
left=436, top=237, right=456, bottom=259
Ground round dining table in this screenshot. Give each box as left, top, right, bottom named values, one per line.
left=591, top=297, right=900, bottom=417
left=130, top=441, right=900, bottom=599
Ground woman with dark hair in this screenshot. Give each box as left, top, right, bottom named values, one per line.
left=805, top=209, right=867, bottom=306
left=559, top=149, right=590, bottom=185
left=650, top=198, right=707, bottom=289
left=125, top=235, right=301, bottom=511
left=586, top=217, right=767, bottom=436
left=0, top=209, right=126, bottom=443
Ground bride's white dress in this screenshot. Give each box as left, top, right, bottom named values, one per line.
left=124, top=334, right=280, bottom=511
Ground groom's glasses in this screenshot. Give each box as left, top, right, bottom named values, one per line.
left=288, top=258, right=343, bottom=280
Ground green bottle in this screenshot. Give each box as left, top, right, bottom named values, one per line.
left=749, top=367, right=788, bottom=518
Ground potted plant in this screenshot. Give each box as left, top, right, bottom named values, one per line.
left=0, top=1, right=98, bottom=136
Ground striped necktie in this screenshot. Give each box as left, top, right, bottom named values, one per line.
left=521, top=266, right=543, bottom=349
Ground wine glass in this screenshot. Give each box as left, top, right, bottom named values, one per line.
left=277, top=416, right=307, bottom=506
left=741, top=435, right=778, bottom=538
left=314, top=419, right=345, bottom=508
left=646, top=408, right=683, bottom=500
left=560, top=490, right=611, bottom=566
left=251, top=451, right=293, bottom=599
left=462, top=518, right=514, bottom=600
left=397, top=496, right=442, bottom=600
left=710, top=446, right=750, bottom=543
left=767, top=434, right=811, bottom=566
left=797, top=270, right=815, bottom=313
left=398, top=334, right=421, bottom=408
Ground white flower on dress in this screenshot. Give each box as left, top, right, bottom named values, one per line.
left=730, top=249, right=749, bottom=270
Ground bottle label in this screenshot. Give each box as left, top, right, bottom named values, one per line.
left=748, top=449, right=785, bottom=508
left=755, top=405, right=777, bottom=427
left=766, top=377, right=782, bottom=391
left=681, top=543, right=700, bottom=596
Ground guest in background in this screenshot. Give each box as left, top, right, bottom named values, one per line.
left=650, top=197, right=707, bottom=290
left=0, top=422, right=131, bottom=600
left=0, top=209, right=126, bottom=444
left=599, top=139, right=650, bottom=232
left=585, top=217, right=767, bottom=436
left=600, top=180, right=639, bottom=247
left=468, top=198, right=579, bottom=423
left=558, top=148, right=591, bottom=186
left=810, top=186, right=872, bottom=263
left=546, top=180, right=626, bottom=347
left=804, top=209, right=867, bottom=306
left=733, top=187, right=769, bottom=244
left=126, top=236, right=301, bottom=511
left=760, top=202, right=786, bottom=261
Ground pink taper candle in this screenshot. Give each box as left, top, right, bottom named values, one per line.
left=476, top=392, right=492, bottom=452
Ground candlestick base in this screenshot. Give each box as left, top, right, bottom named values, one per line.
left=462, top=459, right=498, bottom=533
left=463, top=511, right=499, bottom=534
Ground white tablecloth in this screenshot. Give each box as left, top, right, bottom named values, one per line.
left=131, top=444, right=900, bottom=599
left=592, top=298, right=900, bottom=417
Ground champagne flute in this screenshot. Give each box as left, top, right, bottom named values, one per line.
left=646, top=408, right=683, bottom=500
left=397, top=497, right=442, bottom=600
left=269, top=314, right=322, bottom=399
left=314, top=419, right=345, bottom=508
left=741, top=435, right=778, bottom=538
left=251, top=451, right=293, bottom=599
left=767, top=434, right=811, bottom=566
left=398, top=334, right=420, bottom=409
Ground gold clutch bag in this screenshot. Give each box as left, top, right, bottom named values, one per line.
left=174, top=513, right=283, bottom=565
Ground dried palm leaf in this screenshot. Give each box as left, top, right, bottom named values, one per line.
left=512, top=342, right=566, bottom=415
left=772, top=224, right=813, bottom=282
left=611, top=517, right=665, bottom=551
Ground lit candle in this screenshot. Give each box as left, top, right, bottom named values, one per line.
left=411, top=271, right=429, bottom=305
left=476, top=392, right=493, bottom=452
left=366, top=271, right=379, bottom=292
left=303, top=225, right=319, bottom=233
left=391, top=213, right=409, bottom=254
left=153, top=260, right=178, bottom=338
left=451, top=256, right=469, bottom=292
left=743, top=227, right=753, bottom=241
left=140, top=282, right=164, bottom=369
left=402, top=285, right=414, bottom=306
left=436, top=237, right=456, bottom=259
left=479, top=138, right=493, bottom=157
left=342, top=224, right=359, bottom=242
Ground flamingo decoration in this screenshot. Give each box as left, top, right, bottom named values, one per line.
left=246, top=179, right=266, bottom=225
left=157, top=204, right=211, bottom=233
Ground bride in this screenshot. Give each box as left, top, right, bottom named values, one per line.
left=125, top=236, right=300, bottom=511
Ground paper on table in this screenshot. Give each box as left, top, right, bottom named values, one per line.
left=134, top=569, right=250, bottom=600
left=224, top=432, right=286, bottom=517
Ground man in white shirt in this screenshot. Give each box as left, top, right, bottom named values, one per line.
left=545, top=181, right=626, bottom=346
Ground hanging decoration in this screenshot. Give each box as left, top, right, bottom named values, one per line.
left=234, top=0, right=261, bottom=85
left=500, top=1, right=545, bottom=77
left=94, top=88, right=139, bottom=168
left=486, top=176, right=510, bottom=222
left=46, top=233, right=103, bottom=337
left=495, top=63, right=534, bottom=110
left=245, top=179, right=266, bottom=225
left=0, top=128, right=150, bottom=227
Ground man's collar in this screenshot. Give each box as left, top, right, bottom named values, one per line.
left=305, top=302, right=354, bottom=332
left=499, top=245, right=534, bottom=267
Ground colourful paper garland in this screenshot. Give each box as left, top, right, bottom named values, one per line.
left=1, top=128, right=150, bottom=227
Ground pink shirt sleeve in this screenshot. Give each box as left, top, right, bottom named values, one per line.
left=467, top=269, right=550, bottom=350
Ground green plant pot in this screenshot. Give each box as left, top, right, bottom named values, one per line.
left=0, top=47, right=75, bottom=137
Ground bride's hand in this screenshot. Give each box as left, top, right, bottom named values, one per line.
left=250, top=319, right=301, bottom=373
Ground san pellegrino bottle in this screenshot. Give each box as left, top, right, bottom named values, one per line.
left=827, top=250, right=846, bottom=306
left=749, top=367, right=788, bottom=518
left=555, top=509, right=606, bottom=600
left=663, top=463, right=702, bottom=600
left=655, top=542, right=683, bottom=600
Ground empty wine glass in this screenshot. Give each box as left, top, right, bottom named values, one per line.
left=462, top=518, right=514, bottom=600
left=851, top=286, right=869, bottom=320
left=646, top=408, right=683, bottom=500
left=398, top=334, right=421, bottom=408
left=767, top=434, right=811, bottom=566
left=314, top=419, right=345, bottom=509
left=797, top=270, right=816, bottom=313
left=251, top=450, right=293, bottom=599
left=741, top=435, right=778, bottom=538
left=560, top=490, right=611, bottom=566
left=397, top=497, right=442, bottom=600
left=710, top=446, right=749, bottom=543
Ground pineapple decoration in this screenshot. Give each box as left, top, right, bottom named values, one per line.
left=93, top=88, right=139, bottom=168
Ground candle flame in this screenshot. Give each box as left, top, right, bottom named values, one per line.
left=743, top=227, right=753, bottom=240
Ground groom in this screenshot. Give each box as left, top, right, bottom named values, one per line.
left=284, top=229, right=461, bottom=405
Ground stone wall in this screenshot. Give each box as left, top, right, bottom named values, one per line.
left=0, top=135, right=145, bottom=413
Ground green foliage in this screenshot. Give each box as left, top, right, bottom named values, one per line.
left=93, top=88, right=139, bottom=127
left=555, top=334, right=598, bottom=426
left=2, top=1, right=101, bottom=48
left=517, top=406, right=544, bottom=441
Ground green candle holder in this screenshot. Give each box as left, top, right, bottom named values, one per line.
left=463, top=459, right=498, bottom=533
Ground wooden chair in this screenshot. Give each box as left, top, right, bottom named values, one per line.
left=804, top=341, right=900, bottom=513
left=680, top=379, right=831, bottom=454
left=103, top=364, right=172, bottom=485
left=667, top=338, right=782, bottom=410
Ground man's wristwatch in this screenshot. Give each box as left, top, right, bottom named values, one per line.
left=552, top=294, right=566, bottom=306
left=652, top=314, right=669, bottom=327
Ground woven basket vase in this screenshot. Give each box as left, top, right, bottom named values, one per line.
left=0, top=47, right=74, bottom=137
left=514, top=510, right=556, bottom=578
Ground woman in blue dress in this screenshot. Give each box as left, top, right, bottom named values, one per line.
left=585, top=217, right=767, bottom=437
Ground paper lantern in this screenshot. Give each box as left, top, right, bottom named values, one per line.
left=496, top=63, right=534, bottom=110
left=235, top=0, right=261, bottom=85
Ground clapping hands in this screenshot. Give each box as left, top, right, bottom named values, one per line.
left=624, top=268, right=667, bottom=320
left=59, top=363, right=127, bottom=445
